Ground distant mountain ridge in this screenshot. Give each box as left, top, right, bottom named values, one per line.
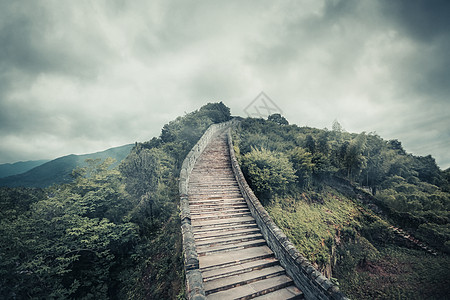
left=0, top=144, right=134, bottom=188
left=0, top=160, right=50, bottom=178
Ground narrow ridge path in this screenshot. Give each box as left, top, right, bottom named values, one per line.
left=188, top=131, right=303, bottom=299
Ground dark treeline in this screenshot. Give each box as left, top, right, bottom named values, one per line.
left=0, top=102, right=231, bottom=299
left=233, top=116, right=450, bottom=299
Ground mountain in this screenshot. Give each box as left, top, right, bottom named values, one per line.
left=0, top=144, right=134, bottom=188
left=0, top=160, right=50, bottom=178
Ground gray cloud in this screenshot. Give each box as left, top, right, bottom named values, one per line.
left=0, top=0, right=449, bottom=169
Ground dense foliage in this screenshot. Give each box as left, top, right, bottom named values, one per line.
left=0, top=145, right=133, bottom=188
left=233, top=116, right=450, bottom=299
left=0, top=102, right=231, bottom=299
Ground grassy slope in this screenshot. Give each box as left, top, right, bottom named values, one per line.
left=266, top=187, right=450, bottom=299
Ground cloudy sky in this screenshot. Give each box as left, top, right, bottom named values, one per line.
left=1, top=0, right=449, bottom=169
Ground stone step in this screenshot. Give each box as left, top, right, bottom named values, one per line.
left=189, top=202, right=247, bottom=210
left=190, top=205, right=248, bottom=213
left=206, top=274, right=295, bottom=300
left=190, top=199, right=245, bottom=205
left=191, top=207, right=250, bottom=215
left=190, top=181, right=237, bottom=185
left=189, top=201, right=246, bottom=208
left=193, top=223, right=259, bottom=235
left=205, top=265, right=286, bottom=295
left=253, top=286, right=304, bottom=299
left=189, top=192, right=243, bottom=197
left=190, top=195, right=244, bottom=200
left=189, top=199, right=245, bottom=205
left=197, top=239, right=267, bottom=256
left=192, top=216, right=255, bottom=229
left=190, top=176, right=235, bottom=180
left=190, top=186, right=240, bottom=191
left=190, top=177, right=236, bottom=181
left=189, top=187, right=241, bottom=193
left=196, top=233, right=264, bottom=248
left=202, top=257, right=280, bottom=282
left=191, top=211, right=252, bottom=222
left=189, top=182, right=239, bottom=187
left=199, top=246, right=274, bottom=270
left=189, top=192, right=243, bottom=198
left=195, top=227, right=261, bottom=241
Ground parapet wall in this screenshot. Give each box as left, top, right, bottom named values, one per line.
left=227, top=128, right=349, bottom=300
left=179, top=119, right=238, bottom=300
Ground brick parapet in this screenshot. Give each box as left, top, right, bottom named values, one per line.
left=227, top=128, right=349, bottom=300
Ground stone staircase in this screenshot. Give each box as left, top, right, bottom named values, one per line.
left=188, top=132, right=303, bottom=299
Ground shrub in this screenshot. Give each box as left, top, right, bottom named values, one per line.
left=241, top=148, right=296, bottom=202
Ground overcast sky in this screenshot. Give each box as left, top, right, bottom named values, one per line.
left=1, top=0, right=449, bottom=169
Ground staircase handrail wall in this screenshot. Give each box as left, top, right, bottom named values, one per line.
left=227, top=128, right=349, bottom=300
left=179, top=119, right=239, bottom=300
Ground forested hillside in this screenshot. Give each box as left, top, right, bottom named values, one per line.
left=0, top=102, right=231, bottom=299
left=0, top=144, right=134, bottom=188
left=0, top=160, right=50, bottom=178
left=233, top=116, right=450, bottom=299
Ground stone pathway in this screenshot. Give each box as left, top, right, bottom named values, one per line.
left=188, top=132, right=303, bottom=299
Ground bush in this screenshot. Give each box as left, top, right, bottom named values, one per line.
left=241, top=148, right=296, bottom=202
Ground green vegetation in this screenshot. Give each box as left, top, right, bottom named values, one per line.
left=233, top=116, right=450, bottom=299
left=0, top=102, right=231, bottom=299
left=0, top=144, right=134, bottom=188
left=0, top=159, right=50, bottom=179
left=2, top=103, right=448, bottom=299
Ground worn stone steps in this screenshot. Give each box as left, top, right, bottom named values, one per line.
left=189, top=192, right=243, bottom=198
left=188, top=132, right=301, bottom=299
left=190, top=188, right=242, bottom=194
left=197, top=239, right=267, bottom=256
left=193, top=223, right=259, bottom=235
left=195, top=230, right=262, bottom=245
left=190, top=193, right=243, bottom=199
left=189, top=197, right=246, bottom=203
left=199, top=246, right=275, bottom=270
left=191, top=205, right=249, bottom=213
left=189, top=182, right=240, bottom=186
left=190, top=202, right=247, bottom=210
left=253, top=286, right=304, bottom=299
left=196, top=232, right=263, bottom=247
left=191, top=207, right=250, bottom=216
left=192, top=212, right=252, bottom=222
left=202, top=257, right=280, bottom=282
left=204, top=265, right=286, bottom=295
left=206, top=275, right=297, bottom=300
left=191, top=217, right=256, bottom=231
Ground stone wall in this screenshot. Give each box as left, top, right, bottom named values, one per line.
left=227, top=128, right=349, bottom=300
left=179, top=119, right=238, bottom=300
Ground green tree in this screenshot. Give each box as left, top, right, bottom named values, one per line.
left=241, top=148, right=296, bottom=202
left=287, top=147, right=314, bottom=188
left=344, top=133, right=367, bottom=181
left=0, top=159, right=138, bottom=299
left=268, top=113, right=289, bottom=125
left=198, top=101, right=231, bottom=123
left=305, top=135, right=316, bottom=154
left=119, top=148, right=173, bottom=198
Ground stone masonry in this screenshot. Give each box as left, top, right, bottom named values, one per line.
left=180, top=120, right=347, bottom=300
left=188, top=131, right=303, bottom=299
